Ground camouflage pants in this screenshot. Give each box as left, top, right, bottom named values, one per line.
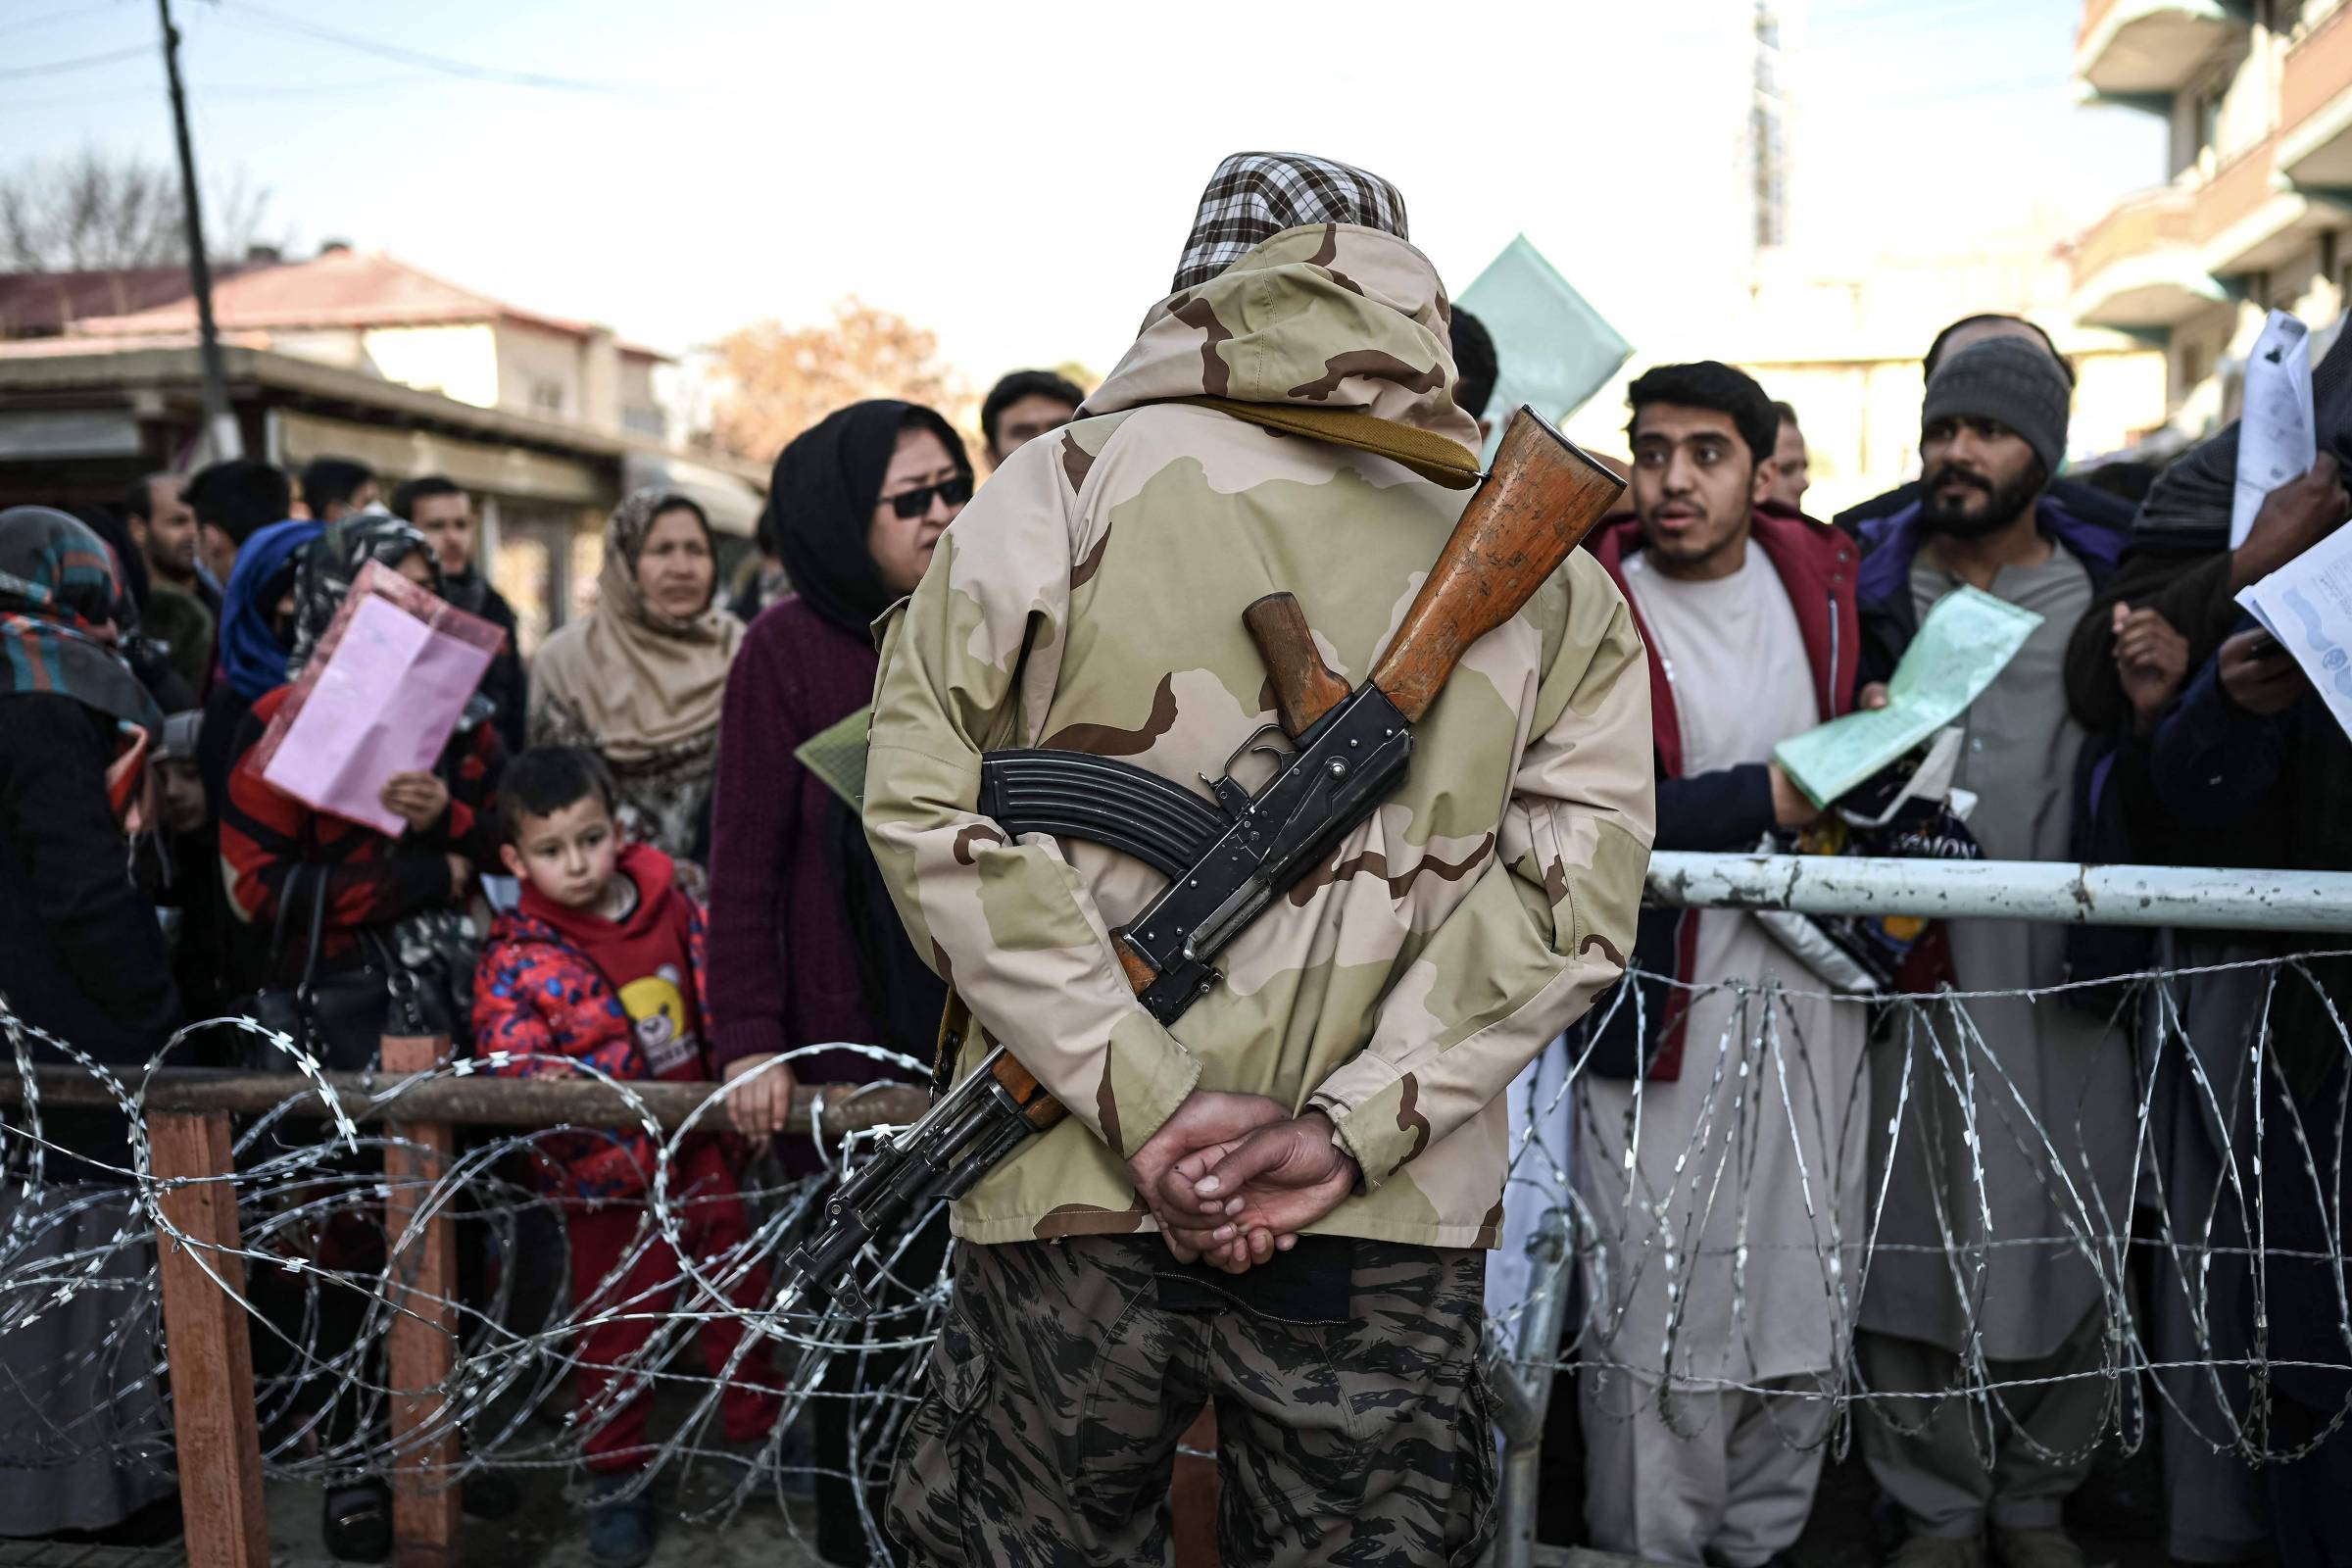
left=888, top=1234, right=1496, bottom=1566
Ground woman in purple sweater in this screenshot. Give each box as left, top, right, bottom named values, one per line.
left=707, top=400, right=970, bottom=1564
left=708, top=398, right=970, bottom=1124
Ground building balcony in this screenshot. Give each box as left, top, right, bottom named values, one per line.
left=2278, top=4, right=2352, bottom=186
left=2071, top=188, right=2227, bottom=327
left=2075, top=0, right=2248, bottom=98
left=2195, top=134, right=2345, bottom=274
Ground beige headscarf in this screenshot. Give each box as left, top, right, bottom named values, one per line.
left=531, top=490, right=743, bottom=764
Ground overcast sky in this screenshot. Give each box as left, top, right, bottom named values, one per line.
left=6, top=0, right=2162, bottom=387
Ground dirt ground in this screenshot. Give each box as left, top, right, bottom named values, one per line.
left=250, top=1430, right=2180, bottom=1568
left=264, top=1459, right=833, bottom=1568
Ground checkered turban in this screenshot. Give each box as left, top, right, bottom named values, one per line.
left=1171, top=151, right=1409, bottom=293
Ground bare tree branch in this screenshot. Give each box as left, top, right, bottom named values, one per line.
left=0, top=147, right=286, bottom=272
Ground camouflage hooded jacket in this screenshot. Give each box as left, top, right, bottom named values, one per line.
left=863, top=222, right=1655, bottom=1249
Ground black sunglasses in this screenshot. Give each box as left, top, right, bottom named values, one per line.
left=886, top=475, right=973, bottom=519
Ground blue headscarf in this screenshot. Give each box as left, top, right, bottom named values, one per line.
left=218, top=518, right=320, bottom=703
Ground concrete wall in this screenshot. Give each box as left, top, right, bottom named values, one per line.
left=1674, top=247, right=2169, bottom=518
left=493, top=322, right=584, bottom=420
left=620, top=355, right=663, bottom=437
left=361, top=323, right=500, bottom=409
left=579, top=328, right=620, bottom=433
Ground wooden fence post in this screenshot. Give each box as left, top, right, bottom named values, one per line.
left=380, top=1034, right=462, bottom=1568
left=151, top=1108, right=270, bottom=1568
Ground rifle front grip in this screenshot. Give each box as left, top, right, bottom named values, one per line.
left=986, top=1047, right=1069, bottom=1130
left=1243, top=592, right=1350, bottom=736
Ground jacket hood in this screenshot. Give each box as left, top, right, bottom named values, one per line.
left=1082, top=222, right=1480, bottom=450
left=1856, top=493, right=2126, bottom=607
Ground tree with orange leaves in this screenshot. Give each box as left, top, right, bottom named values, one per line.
left=703, top=298, right=976, bottom=462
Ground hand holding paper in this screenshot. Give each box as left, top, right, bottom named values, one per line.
left=251, top=561, right=504, bottom=836
left=2231, top=310, right=2317, bottom=550
left=379, top=771, right=453, bottom=832
left=1773, top=585, right=2041, bottom=808
left=2234, top=510, right=2352, bottom=738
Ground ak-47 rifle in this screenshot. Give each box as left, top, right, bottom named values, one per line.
left=785, top=407, right=1622, bottom=1308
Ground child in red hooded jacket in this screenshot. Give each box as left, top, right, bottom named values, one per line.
left=473, top=747, right=780, bottom=1563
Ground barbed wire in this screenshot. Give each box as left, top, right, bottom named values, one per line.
left=0, top=946, right=2346, bottom=1555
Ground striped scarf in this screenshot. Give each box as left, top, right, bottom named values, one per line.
left=0, top=506, right=162, bottom=736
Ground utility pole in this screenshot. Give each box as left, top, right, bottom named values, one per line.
left=156, top=0, right=242, bottom=461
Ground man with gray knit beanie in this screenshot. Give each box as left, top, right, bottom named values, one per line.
left=1846, top=332, right=2136, bottom=1568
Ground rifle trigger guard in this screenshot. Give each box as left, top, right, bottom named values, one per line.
left=1203, top=723, right=1293, bottom=814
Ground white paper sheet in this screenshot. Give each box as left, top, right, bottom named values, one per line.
left=2231, top=310, right=2316, bottom=549
left=2236, top=517, right=2352, bottom=741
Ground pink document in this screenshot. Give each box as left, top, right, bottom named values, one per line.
left=252, top=561, right=503, bottom=836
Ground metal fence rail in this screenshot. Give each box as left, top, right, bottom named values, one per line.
left=1645, top=853, right=2352, bottom=932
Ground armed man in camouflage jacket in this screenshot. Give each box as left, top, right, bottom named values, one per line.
left=863, top=152, right=1656, bottom=1565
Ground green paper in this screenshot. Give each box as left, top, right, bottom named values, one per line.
left=1773, top=585, right=2041, bottom=808
left=795, top=705, right=872, bottom=809
left=1456, top=233, right=1633, bottom=464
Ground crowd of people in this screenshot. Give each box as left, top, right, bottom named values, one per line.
left=1550, top=312, right=2352, bottom=1568
left=0, top=368, right=1082, bottom=1564
left=0, top=144, right=2347, bottom=1568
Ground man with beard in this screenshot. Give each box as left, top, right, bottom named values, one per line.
left=1850, top=335, right=2135, bottom=1568
left=123, top=473, right=217, bottom=693
left=1576, top=362, right=1867, bottom=1568
left=1833, top=316, right=2133, bottom=540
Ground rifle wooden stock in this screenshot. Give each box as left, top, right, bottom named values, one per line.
left=1369, top=408, right=1623, bottom=723
left=1244, top=593, right=1352, bottom=736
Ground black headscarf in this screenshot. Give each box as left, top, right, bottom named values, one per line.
left=768, top=400, right=972, bottom=640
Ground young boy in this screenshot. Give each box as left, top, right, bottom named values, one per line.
left=473, top=747, right=780, bottom=1568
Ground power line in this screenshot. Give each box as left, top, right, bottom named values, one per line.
left=218, top=1, right=633, bottom=95
left=0, top=74, right=428, bottom=116
left=0, top=2, right=107, bottom=40
left=0, top=44, right=153, bottom=81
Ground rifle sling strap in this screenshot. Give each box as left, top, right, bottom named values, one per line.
left=1176, top=397, right=1483, bottom=491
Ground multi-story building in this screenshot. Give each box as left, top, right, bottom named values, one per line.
left=2071, top=0, right=2352, bottom=433
left=0, top=247, right=763, bottom=651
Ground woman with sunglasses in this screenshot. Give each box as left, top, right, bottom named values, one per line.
left=705, top=400, right=970, bottom=1565
left=530, top=490, right=745, bottom=895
